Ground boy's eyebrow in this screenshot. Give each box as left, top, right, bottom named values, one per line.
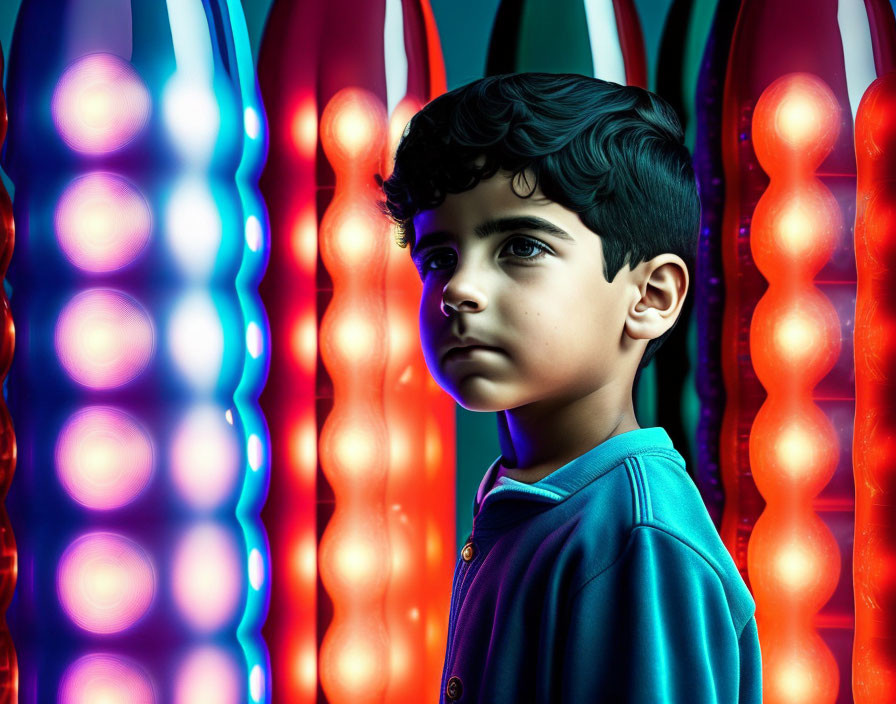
left=410, top=215, right=576, bottom=257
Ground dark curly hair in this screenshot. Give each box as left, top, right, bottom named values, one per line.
left=377, top=72, right=699, bottom=373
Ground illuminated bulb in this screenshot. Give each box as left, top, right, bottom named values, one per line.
left=162, top=74, right=220, bottom=164
left=335, top=316, right=377, bottom=363
left=774, top=423, right=815, bottom=479
left=290, top=417, right=317, bottom=473
left=294, top=535, right=317, bottom=581
left=55, top=172, right=152, bottom=272
left=249, top=665, right=265, bottom=702
left=167, top=290, right=224, bottom=390
left=174, top=647, right=240, bottom=704
left=336, top=212, right=376, bottom=265
left=171, top=523, right=242, bottom=632
left=59, top=653, right=154, bottom=704
left=776, top=658, right=814, bottom=703
left=248, top=434, right=263, bottom=471
left=292, top=312, right=317, bottom=371
left=55, top=289, right=155, bottom=389
left=52, top=53, right=151, bottom=154
left=170, top=404, right=239, bottom=510
left=245, top=215, right=262, bottom=251
left=247, top=322, right=263, bottom=359
left=55, top=406, right=155, bottom=510
left=332, top=100, right=376, bottom=159
left=291, top=209, right=317, bottom=270
left=290, top=99, right=318, bottom=158
left=775, top=311, right=817, bottom=358
left=336, top=535, right=377, bottom=586
left=776, top=203, right=815, bottom=255
left=244, top=107, right=260, bottom=139
left=775, top=541, right=815, bottom=592
left=165, top=177, right=222, bottom=279
left=335, top=426, right=376, bottom=474
left=337, top=640, right=377, bottom=689
left=776, top=91, right=821, bottom=148
left=57, top=532, right=155, bottom=634
left=297, top=645, right=317, bottom=692
left=248, top=548, right=265, bottom=590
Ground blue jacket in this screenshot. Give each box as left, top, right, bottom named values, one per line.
left=439, top=426, right=762, bottom=703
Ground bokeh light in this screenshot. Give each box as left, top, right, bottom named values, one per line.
left=52, top=53, right=151, bottom=154
left=249, top=664, right=264, bottom=702
left=55, top=406, right=155, bottom=510
left=55, top=289, right=155, bottom=389
left=162, top=75, right=220, bottom=164
left=57, top=532, right=156, bottom=634
left=245, top=215, right=262, bottom=251
left=58, top=653, right=155, bottom=704
left=167, top=290, right=224, bottom=390
left=169, top=404, right=239, bottom=510
left=174, top=647, right=240, bottom=704
left=164, top=177, right=222, bottom=280
left=171, top=523, right=242, bottom=632
left=55, top=172, right=152, bottom=272
left=248, top=548, right=264, bottom=591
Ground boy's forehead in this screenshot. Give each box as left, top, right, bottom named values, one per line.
left=412, top=168, right=557, bottom=234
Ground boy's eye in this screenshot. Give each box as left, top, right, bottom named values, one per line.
left=417, top=236, right=551, bottom=275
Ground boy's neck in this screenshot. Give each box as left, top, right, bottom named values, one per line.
left=495, top=404, right=640, bottom=485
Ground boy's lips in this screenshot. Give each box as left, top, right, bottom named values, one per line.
left=441, top=335, right=502, bottom=361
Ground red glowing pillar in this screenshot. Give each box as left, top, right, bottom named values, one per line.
left=719, top=2, right=896, bottom=702
left=853, top=69, right=896, bottom=704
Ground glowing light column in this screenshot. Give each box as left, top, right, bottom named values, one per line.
left=719, top=3, right=896, bottom=701
left=1, top=0, right=268, bottom=700
left=257, top=1, right=453, bottom=701
left=218, top=0, right=274, bottom=698
left=748, top=73, right=843, bottom=704
left=853, top=70, right=896, bottom=704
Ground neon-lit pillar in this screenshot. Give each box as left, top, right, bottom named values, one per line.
left=1, top=0, right=269, bottom=700
left=316, top=87, right=391, bottom=704
left=853, top=70, right=896, bottom=704
left=748, top=72, right=843, bottom=704
left=214, top=1, right=273, bottom=701
left=257, top=0, right=453, bottom=701
left=720, top=2, right=896, bottom=702
left=0, top=40, right=17, bottom=704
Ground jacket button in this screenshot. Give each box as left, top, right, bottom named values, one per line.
left=446, top=675, right=463, bottom=700
left=461, top=542, right=475, bottom=562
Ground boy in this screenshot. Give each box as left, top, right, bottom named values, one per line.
left=378, top=73, right=761, bottom=703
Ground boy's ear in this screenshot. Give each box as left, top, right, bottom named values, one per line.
left=623, top=254, right=689, bottom=342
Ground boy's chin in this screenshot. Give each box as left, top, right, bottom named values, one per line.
left=447, top=390, right=515, bottom=413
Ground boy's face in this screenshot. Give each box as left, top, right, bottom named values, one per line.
left=410, top=167, right=647, bottom=413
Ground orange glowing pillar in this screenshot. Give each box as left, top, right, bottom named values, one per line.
left=257, top=1, right=453, bottom=701
left=853, top=70, right=896, bottom=703
left=380, top=96, right=456, bottom=700
left=317, top=87, right=392, bottom=704
left=748, top=73, right=843, bottom=704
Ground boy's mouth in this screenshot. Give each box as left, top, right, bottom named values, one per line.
left=443, top=345, right=502, bottom=363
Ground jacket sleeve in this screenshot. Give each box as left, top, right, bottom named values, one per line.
left=560, top=525, right=761, bottom=703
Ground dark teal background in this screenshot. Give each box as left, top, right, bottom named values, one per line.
left=0, top=0, right=675, bottom=553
